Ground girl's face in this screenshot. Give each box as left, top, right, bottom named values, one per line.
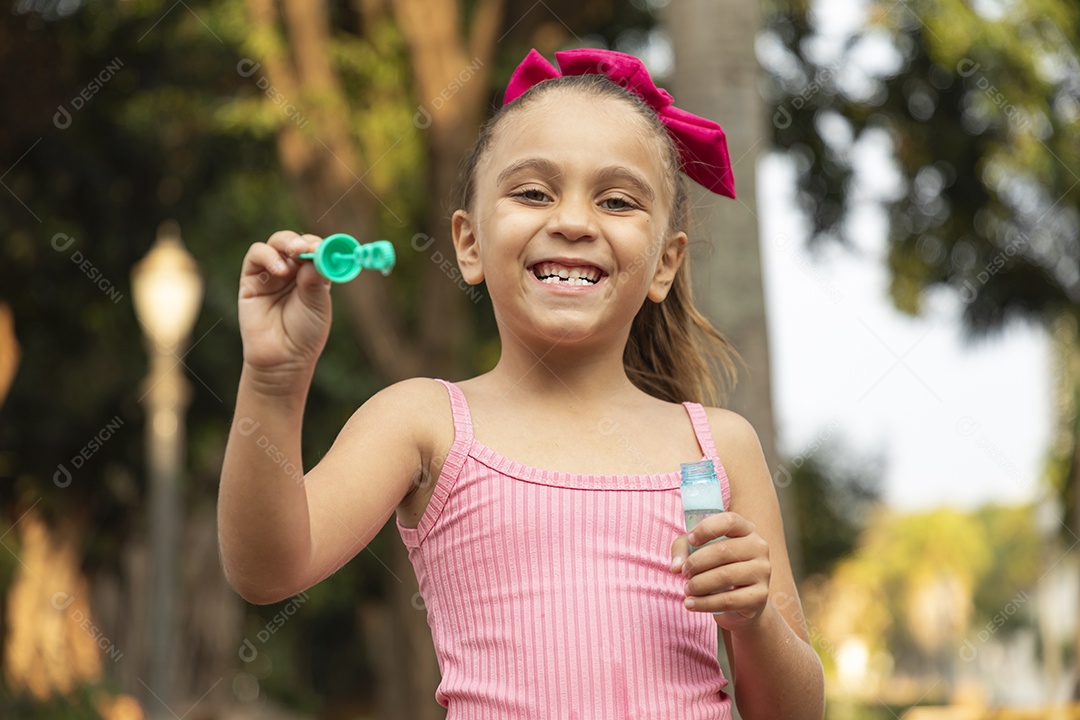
left=452, top=91, right=687, bottom=350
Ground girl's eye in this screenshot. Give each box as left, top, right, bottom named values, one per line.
left=513, top=188, right=551, bottom=203
left=600, top=195, right=640, bottom=211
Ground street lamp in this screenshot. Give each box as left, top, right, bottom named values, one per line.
left=131, top=220, right=203, bottom=719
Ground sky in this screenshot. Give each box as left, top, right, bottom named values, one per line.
left=758, top=149, right=1052, bottom=511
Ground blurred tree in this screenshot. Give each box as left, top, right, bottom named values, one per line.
left=0, top=0, right=671, bottom=717
left=0, top=2, right=271, bottom=713
left=783, top=437, right=884, bottom=578
left=970, top=503, right=1042, bottom=623
left=763, top=0, right=1080, bottom=695
left=811, top=505, right=1035, bottom=699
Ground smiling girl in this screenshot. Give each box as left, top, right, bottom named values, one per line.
left=219, top=47, right=825, bottom=719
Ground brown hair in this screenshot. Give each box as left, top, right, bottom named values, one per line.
left=454, top=73, right=743, bottom=406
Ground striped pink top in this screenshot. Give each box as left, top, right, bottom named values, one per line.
left=396, top=379, right=734, bottom=719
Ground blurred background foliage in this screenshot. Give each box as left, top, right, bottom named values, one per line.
left=764, top=0, right=1079, bottom=705
left=0, top=1, right=684, bottom=717
left=0, top=0, right=1077, bottom=717
left=763, top=0, right=1080, bottom=537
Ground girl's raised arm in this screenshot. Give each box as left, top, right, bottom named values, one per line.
left=217, top=232, right=435, bottom=605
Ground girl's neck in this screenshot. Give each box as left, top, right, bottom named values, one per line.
left=485, top=335, right=641, bottom=404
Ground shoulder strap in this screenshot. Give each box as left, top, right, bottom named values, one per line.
left=682, top=401, right=717, bottom=457
left=435, top=378, right=474, bottom=443
left=681, top=401, right=732, bottom=511
left=403, top=379, right=474, bottom=545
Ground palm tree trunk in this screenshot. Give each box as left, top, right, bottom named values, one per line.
left=665, top=0, right=804, bottom=582
left=390, top=0, right=504, bottom=378
left=1049, top=311, right=1080, bottom=700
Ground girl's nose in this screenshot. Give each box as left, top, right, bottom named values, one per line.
left=548, top=196, right=598, bottom=242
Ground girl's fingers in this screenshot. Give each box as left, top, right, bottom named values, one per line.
left=688, top=512, right=755, bottom=546
left=670, top=533, right=690, bottom=572
left=675, top=514, right=756, bottom=574
left=240, top=233, right=328, bottom=293
left=680, top=534, right=769, bottom=577
left=242, top=242, right=287, bottom=276
left=683, top=560, right=770, bottom=598
left=684, top=583, right=769, bottom=618
left=679, top=527, right=771, bottom=618
left=265, top=230, right=302, bottom=253
left=239, top=241, right=303, bottom=300
left=266, top=231, right=322, bottom=258
left=295, top=254, right=334, bottom=298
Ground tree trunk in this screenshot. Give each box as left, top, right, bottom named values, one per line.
left=243, top=2, right=433, bottom=716
left=241, top=1, right=504, bottom=716
left=391, top=0, right=503, bottom=377
left=1048, top=311, right=1080, bottom=700
left=666, top=2, right=799, bottom=710
left=1065, top=344, right=1080, bottom=702
left=665, top=0, right=802, bottom=579
left=246, top=0, right=423, bottom=384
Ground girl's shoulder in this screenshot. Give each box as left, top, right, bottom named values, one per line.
left=696, top=405, right=771, bottom=507
left=379, top=376, right=449, bottom=396
left=697, top=404, right=758, bottom=443
left=368, top=376, right=451, bottom=417
left=360, top=376, right=456, bottom=460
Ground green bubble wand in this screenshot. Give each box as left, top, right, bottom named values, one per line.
left=298, top=234, right=396, bottom=283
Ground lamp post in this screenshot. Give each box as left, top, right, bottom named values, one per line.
left=131, top=221, right=203, bottom=719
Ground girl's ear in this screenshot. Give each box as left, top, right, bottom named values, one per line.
left=647, top=231, right=688, bottom=302
left=452, top=209, right=484, bottom=284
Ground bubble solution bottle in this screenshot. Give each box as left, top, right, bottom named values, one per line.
left=679, top=458, right=728, bottom=614
left=680, top=459, right=726, bottom=550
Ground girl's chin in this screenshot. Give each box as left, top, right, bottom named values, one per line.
left=511, top=316, right=615, bottom=348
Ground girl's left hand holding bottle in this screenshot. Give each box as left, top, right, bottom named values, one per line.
left=669, top=512, right=772, bottom=630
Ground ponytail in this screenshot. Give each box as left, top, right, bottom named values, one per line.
left=624, top=260, right=743, bottom=406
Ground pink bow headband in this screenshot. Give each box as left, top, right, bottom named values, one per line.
left=504, top=48, right=737, bottom=199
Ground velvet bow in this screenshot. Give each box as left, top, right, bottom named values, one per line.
left=504, top=48, right=737, bottom=199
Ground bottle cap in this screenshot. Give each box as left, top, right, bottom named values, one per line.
left=680, top=458, right=716, bottom=484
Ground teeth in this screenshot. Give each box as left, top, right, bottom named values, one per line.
left=533, top=261, right=602, bottom=284
left=540, top=276, right=592, bottom=285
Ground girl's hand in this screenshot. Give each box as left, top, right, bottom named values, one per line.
left=669, top=512, right=771, bottom=631
left=238, top=231, right=332, bottom=377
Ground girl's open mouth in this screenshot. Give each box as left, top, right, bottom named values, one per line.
left=530, top=261, right=607, bottom=287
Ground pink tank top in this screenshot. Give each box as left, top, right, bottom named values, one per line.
left=396, top=379, right=734, bottom=719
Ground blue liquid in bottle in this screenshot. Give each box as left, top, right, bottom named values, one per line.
left=680, top=459, right=726, bottom=549
left=679, top=459, right=729, bottom=614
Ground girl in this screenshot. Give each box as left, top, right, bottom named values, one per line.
left=219, top=48, right=825, bottom=719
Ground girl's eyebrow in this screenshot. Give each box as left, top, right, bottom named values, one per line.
left=497, top=158, right=655, bottom=203
left=496, top=157, right=561, bottom=186
left=593, top=165, right=654, bottom=203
